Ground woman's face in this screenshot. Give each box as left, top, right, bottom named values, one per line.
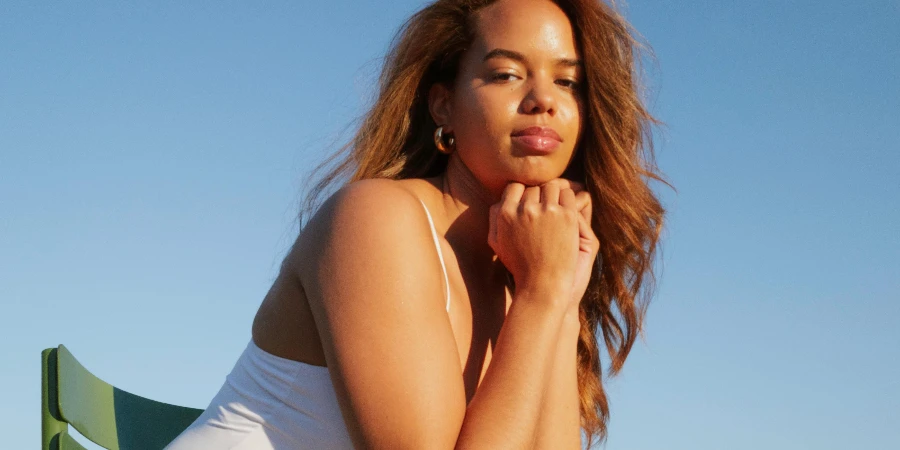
left=436, top=0, right=583, bottom=195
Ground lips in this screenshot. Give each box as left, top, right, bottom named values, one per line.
left=512, top=127, right=562, bottom=141
left=511, top=126, right=562, bottom=153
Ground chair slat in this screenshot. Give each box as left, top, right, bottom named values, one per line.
left=113, top=388, right=204, bottom=449
left=56, top=345, right=120, bottom=449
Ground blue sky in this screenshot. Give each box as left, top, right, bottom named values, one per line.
left=2, top=1, right=898, bottom=449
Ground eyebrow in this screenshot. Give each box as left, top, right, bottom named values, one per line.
left=482, top=48, right=582, bottom=68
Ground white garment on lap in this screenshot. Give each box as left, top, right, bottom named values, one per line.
left=165, top=340, right=353, bottom=450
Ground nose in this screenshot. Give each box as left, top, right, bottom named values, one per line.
left=519, top=76, right=556, bottom=116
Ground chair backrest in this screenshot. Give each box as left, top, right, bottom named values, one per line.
left=42, top=345, right=204, bottom=450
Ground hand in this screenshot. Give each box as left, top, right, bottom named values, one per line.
left=488, top=179, right=599, bottom=305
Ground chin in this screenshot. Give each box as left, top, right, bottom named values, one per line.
left=510, top=169, right=566, bottom=187
left=503, top=157, right=569, bottom=187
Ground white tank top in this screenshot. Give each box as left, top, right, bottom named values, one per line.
left=165, top=201, right=450, bottom=449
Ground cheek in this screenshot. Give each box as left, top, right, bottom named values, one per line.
left=455, top=88, right=517, bottom=147
left=560, top=98, right=583, bottom=145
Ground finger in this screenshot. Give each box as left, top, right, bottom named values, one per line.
left=522, top=185, right=541, bottom=205
left=551, top=178, right=585, bottom=193
left=559, top=188, right=577, bottom=209
left=577, top=213, right=600, bottom=253
left=541, top=181, right=561, bottom=205
left=501, top=182, right=525, bottom=210
left=575, top=191, right=592, bottom=222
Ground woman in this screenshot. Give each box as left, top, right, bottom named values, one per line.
left=167, top=0, right=664, bottom=448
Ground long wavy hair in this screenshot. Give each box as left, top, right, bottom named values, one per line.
left=301, top=0, right=665, bottom=444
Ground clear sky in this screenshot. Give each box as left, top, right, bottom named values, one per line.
left=2, top=1, right=898, bottom=449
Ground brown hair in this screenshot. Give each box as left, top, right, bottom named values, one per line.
left=302, top=0, right=665, bottom=444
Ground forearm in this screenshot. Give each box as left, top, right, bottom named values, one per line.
left=454, top=289, right=568, bottom=450
left=533, top=309, right=582, bottom=449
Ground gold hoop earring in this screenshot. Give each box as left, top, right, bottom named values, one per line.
left=434, top=126, right=455, bottom=154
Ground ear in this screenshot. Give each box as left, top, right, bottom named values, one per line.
left=428, top=83, right=453, bottom=131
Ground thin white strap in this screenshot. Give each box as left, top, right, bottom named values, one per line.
left=419, top=200, right=451, bottom=312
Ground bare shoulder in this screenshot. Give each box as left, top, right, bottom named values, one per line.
left=291, top=178, right=451, bottom=299
left=295, top=179, right=431, bottom=265
left=326, top=177, right=442, bottom=221
left=325, top=178, right=425, bottom=223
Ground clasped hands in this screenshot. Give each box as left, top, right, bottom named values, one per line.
left=488, top=179, right=600, bottom=309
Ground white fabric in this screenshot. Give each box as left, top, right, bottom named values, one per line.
left=420, top=200, right=452, bottom=312
left=164, top=340, right=354, bottom=450
left=165, top=202, right=450, bottom=449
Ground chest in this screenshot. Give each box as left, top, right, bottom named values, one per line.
left=441, top=243, right=513, bottom=401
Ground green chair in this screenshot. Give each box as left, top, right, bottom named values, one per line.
left=41, top=345, right=204, bottom=450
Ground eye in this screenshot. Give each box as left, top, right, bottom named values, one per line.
left=490, top=72, right=520, bottom=83
left=556, top=78, right=581, bottom=90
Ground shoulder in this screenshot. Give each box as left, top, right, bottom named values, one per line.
left=293, top=178, right=438, bottom=275
left=329, top=177, right=443, bottom=218
left=307, top=178, right=427, bottom=239
left=331, top=178, right=424, bottom=219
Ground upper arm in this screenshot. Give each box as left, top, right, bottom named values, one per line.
left=297, top=179, right=466, bottom=449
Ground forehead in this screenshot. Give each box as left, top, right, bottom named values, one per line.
left=470, top=0, right=579, bottom=60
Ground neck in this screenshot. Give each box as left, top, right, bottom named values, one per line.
left=439, top=154, right=500, bottom=264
